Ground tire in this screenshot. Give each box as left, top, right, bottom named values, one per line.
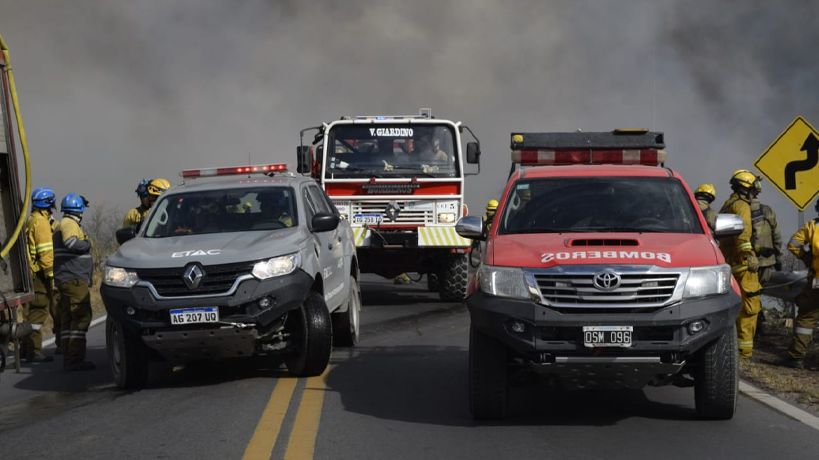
left=285, top=292, right=332, bottom=377
left=427, top=273, right=440, bottom=292
left=333, top=276, right=361, bottom=347
left=468, top=325, right=507, bottom=420
left=694, top=325, right=738, bottom=420
left=439, top=254, right=468, bottom=302
left=106, top=318, right=149, bottom=390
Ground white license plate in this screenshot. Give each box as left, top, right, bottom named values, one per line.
left=352, top=214, right=383, bottom=225
left=169, top=307, right=219, bottom=325
left=583, top=326, right=633, bottom=348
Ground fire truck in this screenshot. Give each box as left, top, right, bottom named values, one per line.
left=0, top=36, right=35, bottom=374
left=297, top=109, right=481, bottom=301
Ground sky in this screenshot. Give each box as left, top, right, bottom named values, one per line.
left=1, top=0, right=817, bottom=232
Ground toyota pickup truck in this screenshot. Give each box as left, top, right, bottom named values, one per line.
left=457, top=130, right=744, bottom=420
left=102, top=164, right=360, bottom=388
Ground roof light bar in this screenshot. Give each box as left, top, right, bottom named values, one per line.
left=180, top=163, right=287, bottom=178
left=511, top=149, right=667, bottom=166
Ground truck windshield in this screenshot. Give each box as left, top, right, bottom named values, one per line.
left=144, top=187, right=297, bottom=237
left=324, top=124, right=459, bottom=178
left=499, top=177, right=703, bottom=234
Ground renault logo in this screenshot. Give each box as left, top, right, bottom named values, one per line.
left=592, top=269, right=621, bottom=291
left=183, top=264, right=205, bottom=289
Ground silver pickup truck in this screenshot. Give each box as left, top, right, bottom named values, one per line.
left=102, top=165, right=360, bottom=389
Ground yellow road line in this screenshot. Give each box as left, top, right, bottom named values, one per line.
left=242, top=378, right=298, bottom=460
left=284, top=368, right=331, bottom=460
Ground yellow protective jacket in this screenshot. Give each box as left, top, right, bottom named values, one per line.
left=53, top=215, right=93, bottom=285
left=26, top=209, right=56, bottom=276
left=696, top=199, right=717, bottom=233
left=719, top=193, right=755, bottom=273
left=788, top=218, right=819, bottom=278
left=123, top=205, right=150, bottom=229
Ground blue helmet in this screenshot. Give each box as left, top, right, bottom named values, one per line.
left=61, top=193, right=88, bottom=214
left=135, top=178, right=150, bottom=198
left=31, top=187, right=56, bottom=209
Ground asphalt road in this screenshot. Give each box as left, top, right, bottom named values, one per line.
left=1, top=276, right=818, bottom=459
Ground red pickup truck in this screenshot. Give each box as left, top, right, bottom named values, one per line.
left=456, top=130, right=744, bottom=420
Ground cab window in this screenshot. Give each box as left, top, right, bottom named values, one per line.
left=499, top=177, right=702, bottom=235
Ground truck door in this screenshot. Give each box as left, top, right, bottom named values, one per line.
left=303, top=184, right=344, bottom=309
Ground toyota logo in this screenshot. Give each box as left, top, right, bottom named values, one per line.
left=592, top=270, right=621, bottom=291
left=183, top=264, right=205, bottom=289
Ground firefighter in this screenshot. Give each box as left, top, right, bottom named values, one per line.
left=719, top=170, right=762, bottom=360
left=122, top=178, right=150, bottom=229
left=54, top=193, right=95, bottom=371
left=750, top=179, right=783, bottom=285
left=694, top=183, right=717, bottom=233
left=22, top=187, right=59, bottom=362
left=125, top=177, right=171, bottom=227
left=778, top=198, right=819, bottom=369
left=484, top=199, right=499, bottom=234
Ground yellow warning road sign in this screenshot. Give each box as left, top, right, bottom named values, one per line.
left=755, top=116, right=819, bottom=210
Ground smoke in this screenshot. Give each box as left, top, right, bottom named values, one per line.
left=1, top=0, right=816, bottom=232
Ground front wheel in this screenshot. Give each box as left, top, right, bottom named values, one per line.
left=694, top=325, right=738, bottom=419
left=468, top=326, right=508, bottom=420
left=439, top=254, right=468, bottom=302
left=333, top=276, right=361, bottom=347
left=285, top=292, right=332, bottom=377
left=106, top=318, right=149, bottom=390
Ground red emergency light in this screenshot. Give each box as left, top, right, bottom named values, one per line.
left=511, top=149, right=667, bottom=166
left=180, top=163, right=288, bottom=178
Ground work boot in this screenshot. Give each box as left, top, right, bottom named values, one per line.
left=775, top=357, right=804, bottom=369
left=64, top=361, right=96, bottom=372
left=24, top=351, right=54, bottom=363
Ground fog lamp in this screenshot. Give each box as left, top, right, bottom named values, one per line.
left=511, top=321, right=526, bottom=333
left=688, top=320, right=705, bottom=335
left=126, top=306, right=136, bottom=316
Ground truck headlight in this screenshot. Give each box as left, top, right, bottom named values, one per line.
left=478, top=264, right=533, bottom=300
left=684, top=264, right=731, bottom=299
left=437, top=212, right=456, bottom=224
left=103, top=266, right=140, bottom=288
left=252, top=253, right=301, bottom=280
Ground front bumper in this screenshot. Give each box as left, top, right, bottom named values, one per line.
left=467, top=291, right=740, bottom=386
left=101, top=269, right=314, bottom=358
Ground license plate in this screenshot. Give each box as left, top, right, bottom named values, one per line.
left=352, top=213, right=383, bottom=225
left=169, top=307, right=219, bottom=325
left=583, top=326, right=633, bottom=348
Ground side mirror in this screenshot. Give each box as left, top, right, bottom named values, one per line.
left=714, top=213, right=744, bottom=237
left=297, top=146, right=312, bottom=174
left=456, top=215, right=484, bottom=240
left=116, top=227, right=137, bottom=245
left=466, top=142, right=481, bottom=164
left=312, top=213, right=340, bottom=233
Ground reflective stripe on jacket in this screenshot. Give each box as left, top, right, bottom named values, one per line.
left=53, top=215, right=93, bottom=285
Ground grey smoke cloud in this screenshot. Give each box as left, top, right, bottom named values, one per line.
left=1, top=0, right=816, bottom=232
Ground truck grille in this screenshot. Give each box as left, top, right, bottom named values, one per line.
left=137, top=261, right=256, bottom=297
left=533, top=272, right=679, bottom=307
left=351, top=200, right=434, bottom=225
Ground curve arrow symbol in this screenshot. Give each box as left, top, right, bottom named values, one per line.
left=784, top=133, right=819, bottom=190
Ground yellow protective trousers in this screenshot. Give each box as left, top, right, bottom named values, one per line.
left=58, top=279, right=92, bottom=366
left=789, top=284, right=819, bottom=359
left=23, top=270, right=58, bottom=354
left=735, top=270, right=762, bottom=358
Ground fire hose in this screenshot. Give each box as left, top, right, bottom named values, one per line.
left=0, top=32, right=33, bottom=259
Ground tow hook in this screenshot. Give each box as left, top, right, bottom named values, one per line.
left=216, top=321, right=255, bottom=329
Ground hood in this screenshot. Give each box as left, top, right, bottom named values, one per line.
left=108, top=227, right=310, bottom=269
left=488, top=232, right=722, bottom=269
